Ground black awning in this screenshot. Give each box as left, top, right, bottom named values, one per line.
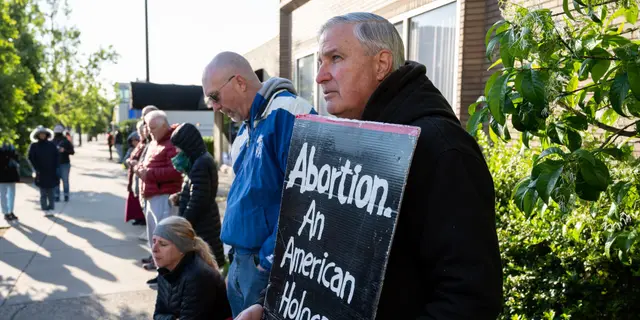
left=130, top=82, right=211, bottom=111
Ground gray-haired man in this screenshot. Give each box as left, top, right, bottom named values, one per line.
left=237, top=12, right=502, bottom=320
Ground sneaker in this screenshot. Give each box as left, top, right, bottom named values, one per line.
left=141, top=256, right=153, bottom=264
left=8, top=213, right=18, bottom=221
left=64, top=195, right=69, bottom=202
left=4, top=214, right=11, bottom=222
left=146, top=277, right=158, bottom=285
left=44, top=210, right=55, bottom=217
left=143, top=262, right=157, bottom=271
left=55, top=197, right=60, bottom=202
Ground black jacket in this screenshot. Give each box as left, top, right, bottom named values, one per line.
left=53, top=134, right=75, bottom=164
left=154, top=251, right=232, bottom=320
left=28, top=140, right=59, bottom=189
left=257, top=62, right=503, bottom=319
left=361, top=61, right=503, bottom=319
left=0, top=144, right=20, bottom=183
left=170, top=123, right=226, bottom=267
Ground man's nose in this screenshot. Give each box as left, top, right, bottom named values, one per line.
left=316, top=63, right=331, bottom=84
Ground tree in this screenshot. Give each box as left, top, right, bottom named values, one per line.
left=468, top=0, right=639, bottom=210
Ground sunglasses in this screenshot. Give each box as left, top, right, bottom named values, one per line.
left=206, top=75, right=236, bottom=107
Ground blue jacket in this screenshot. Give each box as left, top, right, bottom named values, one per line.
left=221, top=77, right=316, bottom=270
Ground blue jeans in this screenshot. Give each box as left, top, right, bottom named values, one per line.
left=0, top=183, right=16, bottom=214
left=39, top=188, right=55, bottom=210
left=226, top=251, right=270, bottom=317
left=55, top=163, right=71, bottom=198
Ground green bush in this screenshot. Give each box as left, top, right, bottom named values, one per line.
left=202, top=136, right=215, bottom=157
left=479, top=130, right=640, bottom=319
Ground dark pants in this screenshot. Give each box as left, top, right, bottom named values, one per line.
left=39, top=188, right=55, bottom=210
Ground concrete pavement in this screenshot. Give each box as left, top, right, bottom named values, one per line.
left=0, top=140, right=233, bottom=319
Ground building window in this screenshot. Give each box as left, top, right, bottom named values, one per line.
left=394, top=22, right=403, bottom=39
left=296, top=54, right=315, bottom=108
left=408, top=1, right=457, bottom=105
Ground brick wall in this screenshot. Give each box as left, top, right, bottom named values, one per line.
left=244, top=36, right=280, bottom=78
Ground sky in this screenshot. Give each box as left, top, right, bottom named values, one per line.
left=64, top=0, right=279, bottom=87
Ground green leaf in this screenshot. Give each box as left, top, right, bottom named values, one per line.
left=563, top=0, right=574, bottom=20
left=467, top=107, right=487, bottom=136
left=605, top=233, right=618, bottom=258
left=626, top=5, right=638, bottom=24
left=609, top=73, right=630, bottom=116
left=488, top=73, right=509, bottom=125
left=490, top=117, right=509, bottom=141
left=610, top=181, right=633, bottom=204
left=564, top=115, right=588, bottom=130
left=487, top=36, right=501, bottom=62
left=566, top=129, right=582, bottom=151
left=627, top=62, right=640, bottom=100
left=522, top=69, right=547, bottom=107
left=514, top=177, right=539, bottom=216
left=591, top=59, right=611, bottom=83
left=533, top=160, right=565, bottom=203
left=567, top=76, right=579, bottom=106
left=487, top=58, right=503, bottom=71
left=536, top=147, right=567, bottom=163
left=515, top=72, right=524, bottom=93
left=597, top=147, right=626, bottom=160
left=576, top=171, right=603, bottom=201
left=485, top=20, right=506, bottom=46
left=579, top=156, right=610, bottom=191
left=606, top=7, right=626, bottom=28
left=485, top=72, right=500, bottom=98
left=500, top=30, right=515, bottom=68
left=504, top=94, right=516, bottom=113
left=600, top=108, right=619, bottom=125
left=522, top=131, right=532, bottom=148
left=579, top=59, right=594, bottom=81
left=547, top=122, right=565, bottom=145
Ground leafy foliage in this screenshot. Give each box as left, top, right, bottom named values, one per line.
left=479, top=131, right=640, bottom=319
left=468, top=0, right=640, bottom=213
left=0, top=0, right=117, bottom=156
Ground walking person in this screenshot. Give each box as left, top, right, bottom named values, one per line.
left=0, top=142, right=20, bottom=222
left=53, top=124, right=75, bottom=202
left=153, top=216, right=232, bottom=320
left=134, top=110, right=183, bottom=284
left=169, top=123, right=226, bottom=269
left=107, top=131, right=114, bottom=160
left=28, top=126, right=59, bottom=217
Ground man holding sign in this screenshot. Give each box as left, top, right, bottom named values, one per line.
left=238, top=12, right=502, bottom=320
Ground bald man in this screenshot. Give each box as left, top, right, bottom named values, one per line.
left=202, top=51, right=316, bottom=316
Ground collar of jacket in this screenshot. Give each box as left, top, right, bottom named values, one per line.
left=157, top=251, right=196, bottom=282
left=246, top=77, right=296, bottom=130
left=361, top=60, right=458, bottom=125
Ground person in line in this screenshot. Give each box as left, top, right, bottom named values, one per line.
left=169, top=122, right=226, bottom=269
left=53, top=124, right=75, bottom=202
left=114, top=127, right=124, bottom=163
left=237, top=12, right=503, bottom=320
left=138, top=106, right=159, bottom=252
left=107, top=131, right=114, bottom=160
left=152, top=216, right=232, bottom=320
left=0, top=142, right=20, bottom=221
left=201, top=51, right=316, bottom=317
left=28, top=126, right=59, bottom=217
left=125, top=122, right=146, bottom=226
left=134, top=110, right=183, bottom=284
left=123, top=131, right=141, bottom=167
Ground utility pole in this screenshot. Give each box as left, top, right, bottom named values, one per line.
left=145, top=0, right=150, bottom=82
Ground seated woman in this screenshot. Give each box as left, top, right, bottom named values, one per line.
left=153, top=216, right=232, bottom=320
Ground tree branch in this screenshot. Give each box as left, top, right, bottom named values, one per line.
left=558, top=102, right=637, bottom=137
left=599, top=120, right=639, bottom=149
left=559, top=82, right=604, bottom=96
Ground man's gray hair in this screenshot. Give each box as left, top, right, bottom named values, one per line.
left=144, top=110, right=169, bottom=126
left=319, top=12, right=405, bottom=71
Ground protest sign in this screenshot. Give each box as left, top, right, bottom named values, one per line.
left=264, top=114, right=420, bottom=320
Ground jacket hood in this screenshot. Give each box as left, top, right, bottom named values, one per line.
left=30, top=126, right=54, bottom=143
left=250, top=77, right=296, bottom=122
left=170, top=123, right=207, bottom=160
left=362, top=61, right=459, bottom=125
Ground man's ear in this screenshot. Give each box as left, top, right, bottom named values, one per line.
left=235, top=75, right=247, bottom=92
left=375, top=50, right=394, bottom=81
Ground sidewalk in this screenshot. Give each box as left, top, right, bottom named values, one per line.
left=0, top=140, right=234, bottom=319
